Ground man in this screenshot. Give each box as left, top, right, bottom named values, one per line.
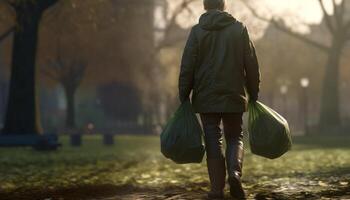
left=178, top=0, right=260, bottom=199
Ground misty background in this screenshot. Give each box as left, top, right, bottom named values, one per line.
left=0, top=0, right=349, bottom=135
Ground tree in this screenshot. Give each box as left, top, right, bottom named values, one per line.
left=0, top=26, right=14, bottom=43
left=42, top=47, right=86, bottom=129
left=243, top=0, right=350, bottom=129
left=154, top=0, right=196, bottom=53
left=2, top=0, right=59, bottom=135
left=142, top=0, right=196, bottom=125
left=0, top=3, right=14, bottom=43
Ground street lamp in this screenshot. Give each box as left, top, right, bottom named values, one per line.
left=280, top=85, right=288, bottom=116
left=300, top=77, right=310, bottom=135
left=300, top=78, right=310, bottom=88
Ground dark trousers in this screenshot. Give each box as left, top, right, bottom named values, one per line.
left=200, top=113, right=244, bottom=176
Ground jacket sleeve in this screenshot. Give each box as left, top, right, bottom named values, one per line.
left=178, top=27, right=198, bottom=102
left=242, top=27, right=261, bottom=101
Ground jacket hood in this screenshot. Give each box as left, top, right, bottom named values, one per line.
left=199, top=10, right=236, bottom=30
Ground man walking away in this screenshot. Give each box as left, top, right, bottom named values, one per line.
left=178, top=0, right=261, bottom=199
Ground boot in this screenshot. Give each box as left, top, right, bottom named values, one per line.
left=226, top=141, right=246, bottom=199
left=207, top=158, right=226, bottom=199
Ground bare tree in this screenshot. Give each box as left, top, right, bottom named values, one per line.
left=143, top=0, right=196, bottom=126
left=0, top=2, right=15, bottom=43
left=0, top=26, right=14, bottom=43
left=42, top=48, right=86, bottom=129
left=1, top=0, right=60, bottom=135
left=243, top=0, right=350, bottom=129
left=155, top=0, right=196, bottom=53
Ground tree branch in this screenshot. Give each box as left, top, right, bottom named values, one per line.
left=41, top=67, right=59, bottom=82
left=271, top=20, right=330, bottom=52
left=242, top=1, right=330, bottom=53
left=3, top=0, right=18, bottom=9
left=333, top=0, right=345, bottom=29
left=38, top=0, right=59, bottom=11
left=344, top=20, right=350, bottom=37
left=318, top=0, right=336, bottom=35
left=155, top=0, right=196, bottom=53
left=338, top=0, right=346, bottom=18
left=0, top=25, right=14, bottom=42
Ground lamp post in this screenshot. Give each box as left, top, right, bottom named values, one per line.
left=300, top=78, right=310, bottom=135
left=280, top=85, right=288, bottom=117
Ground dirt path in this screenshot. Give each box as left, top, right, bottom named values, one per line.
left=95, top=182, right=350, bottom=200
left=1, top=182, right=349, bottom=200
left=100, top=189, right=350, bottom=200
left=1, top=174, right=350, bottom=200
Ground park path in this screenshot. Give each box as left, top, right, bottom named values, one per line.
left=2, top=180, right=349, bottom=200
left=92, top=183, right=350, bottom=200
left=93, top=174, right=350, bottom=200
left=100, top=189, right=206, bottom=200
left=97, top=191, right=350, bottom=200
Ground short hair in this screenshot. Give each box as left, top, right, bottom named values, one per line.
left=203, top=0, right=226, bottom=11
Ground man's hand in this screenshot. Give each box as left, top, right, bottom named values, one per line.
left=249, top=95, right=258, bottom=103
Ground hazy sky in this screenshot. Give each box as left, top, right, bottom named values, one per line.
left=165, top=0, right=341, bottom=38
left=248, top=0, right=338, bottom=23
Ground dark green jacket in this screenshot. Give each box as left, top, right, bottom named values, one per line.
left=178, top=10, right=261, bottom=113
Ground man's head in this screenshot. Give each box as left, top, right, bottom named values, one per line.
left=203, top=0, right=226, bottom=11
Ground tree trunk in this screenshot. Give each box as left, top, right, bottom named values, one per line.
left=2, top=7, right=43, bottom=135
left=0, top=26, right=14, bottom=43
left=319, top=40, right=344, bottom=130
left=0, top=83, right=6, bottom=124
left=64, top=87, right=76, bottom=129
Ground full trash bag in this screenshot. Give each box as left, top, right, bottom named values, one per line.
left=161, top=99, right=205, bottom=164
left=248, top=101, right=292, bottom=159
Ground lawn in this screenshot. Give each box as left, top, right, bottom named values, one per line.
left=0, top=135, right=349, bottom=200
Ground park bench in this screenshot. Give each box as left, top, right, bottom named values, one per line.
left=0, top=134, right=61, bottom=150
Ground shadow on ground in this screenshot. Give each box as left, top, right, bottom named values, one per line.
left=1, top=136, right=350, bottom=200
left=1, top=181, right=349, bottom=200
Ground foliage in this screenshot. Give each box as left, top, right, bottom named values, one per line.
left=0, top=135, right=349, bottom=199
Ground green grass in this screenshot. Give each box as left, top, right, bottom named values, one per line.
left=0, top=135, right=349, bottom=199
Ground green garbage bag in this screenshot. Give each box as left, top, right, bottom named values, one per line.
left=248, top=101, right=292, bottom=159
left=161, top=99, right=205, bottom=164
